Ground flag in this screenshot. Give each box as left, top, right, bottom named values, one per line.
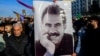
left=13, top=11, right=24, bottom=22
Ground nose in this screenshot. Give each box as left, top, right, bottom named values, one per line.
left=49, top=26, right=57, bottom=33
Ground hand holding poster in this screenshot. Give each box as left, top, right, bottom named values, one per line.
left=34, top=0, right=74, bottom=56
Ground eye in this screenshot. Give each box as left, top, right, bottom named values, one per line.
left=55, top=23, right=61, bottom=27
left=45, top=23, right=51, bottom=27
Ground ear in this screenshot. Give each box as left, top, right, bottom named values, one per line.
left=21, top=28, right=23, bottom=32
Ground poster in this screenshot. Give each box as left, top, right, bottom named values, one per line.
left=34, top=0, right=74, bottom=56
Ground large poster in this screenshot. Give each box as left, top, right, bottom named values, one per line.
left=34, top=1, right=73, bottom=56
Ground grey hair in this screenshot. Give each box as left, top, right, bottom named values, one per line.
left=13, top=22, right=23, bottom=29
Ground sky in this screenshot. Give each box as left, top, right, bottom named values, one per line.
left=0, top=0, right=64, bottom=18
left=0, top=0, right=33, bottom=18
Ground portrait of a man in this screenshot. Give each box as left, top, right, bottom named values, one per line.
left=35, top=4, right=73, bottom=56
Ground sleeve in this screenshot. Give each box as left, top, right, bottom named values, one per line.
left=0, top=35, right=6, bottom=52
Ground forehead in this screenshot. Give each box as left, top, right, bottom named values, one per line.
left=13, top=26, right=21, bottom=29
left=90, top=20, right=97, bottom=22
left=43, top=13, right=62, bottom=23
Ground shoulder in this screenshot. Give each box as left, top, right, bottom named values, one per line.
left=35, top=41, right=46, bottom=56
left=62, top=33, right=73, bottom=43
left=63, top=33, right=73, bottom=53
left=63, top=33, right=73, bottom=40
left=62, top=33, right=73, bottom=46
left=8, top=35, right=14, bottom=40
left=55, top=33, right=73, bottom=55
left=35, top=41, right=45, bottom=50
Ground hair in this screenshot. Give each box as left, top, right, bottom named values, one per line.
left=89, top=15, right=100, bottom=21
left=11, top=23, right=23, bottom=36
left=41, top=4, right=66, bottom=24
left=89, top=15, right=100, bottom=27
left=13, top=22, right=23, bottom=29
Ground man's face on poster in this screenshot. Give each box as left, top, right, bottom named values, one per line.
left=42, top=13, right=65, bottom=44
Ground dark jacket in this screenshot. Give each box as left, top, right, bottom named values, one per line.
left=5, top=34, right=31, bottom=56
left=36, top=33, right=73, bottom=56
left=83, top=28, right=100, bottom=56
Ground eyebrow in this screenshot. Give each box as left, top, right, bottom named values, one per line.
left=45, top=23, right=51, bottom=27
left=55, top=23, right=61, bottom=26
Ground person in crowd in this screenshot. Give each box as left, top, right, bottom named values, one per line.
left=73, top=15, right=100, bottom=56
left=3, top=22, right=14, bottom=40
left=28, top=17, right=34, bottom=37
left=23, top=17, right=30, bottom=37
left=84, top=15, right=100, bottom=56
left=0, top=22, right=5, bottom=34
left=30, top=18, right=34, bottom=56
left=72, top=17, right=88, bottom=56
left=0, top=22, right=6, bottom=56
left=5, top=23, right=31, bottom=56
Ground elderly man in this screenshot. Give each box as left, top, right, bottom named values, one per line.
left=36, top=4, right=73, bottom=56
left=5, top=23, right=31, bottom=56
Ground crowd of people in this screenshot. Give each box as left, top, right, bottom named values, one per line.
left=0, top=17, right=34, bottom=56
left=0, top=4, right=100, bottom=56
left=73, top=15, right=100, bottom=56
left=1, top=14, right=100, bottom=56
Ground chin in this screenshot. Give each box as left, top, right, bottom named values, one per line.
left=52, top=40, right=59, bottom=44
left=51, top=37, right=62, bottom=45
left=15, top=35, right=20, bottom=37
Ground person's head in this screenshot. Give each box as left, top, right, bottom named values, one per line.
left=88, top=16, right=100, bottom=29
left=0, top=23, right=5, bottom=33
left=5, top=23, right=13, bottom=33
left=41, top=4, right=66, bottom=45
left=12, top=23, right=23, bottom=37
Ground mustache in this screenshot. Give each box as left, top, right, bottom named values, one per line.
left=48, top=33, right=60, bottom=36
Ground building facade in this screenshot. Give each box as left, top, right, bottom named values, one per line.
left=72, top=0, right=94, bottom=17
